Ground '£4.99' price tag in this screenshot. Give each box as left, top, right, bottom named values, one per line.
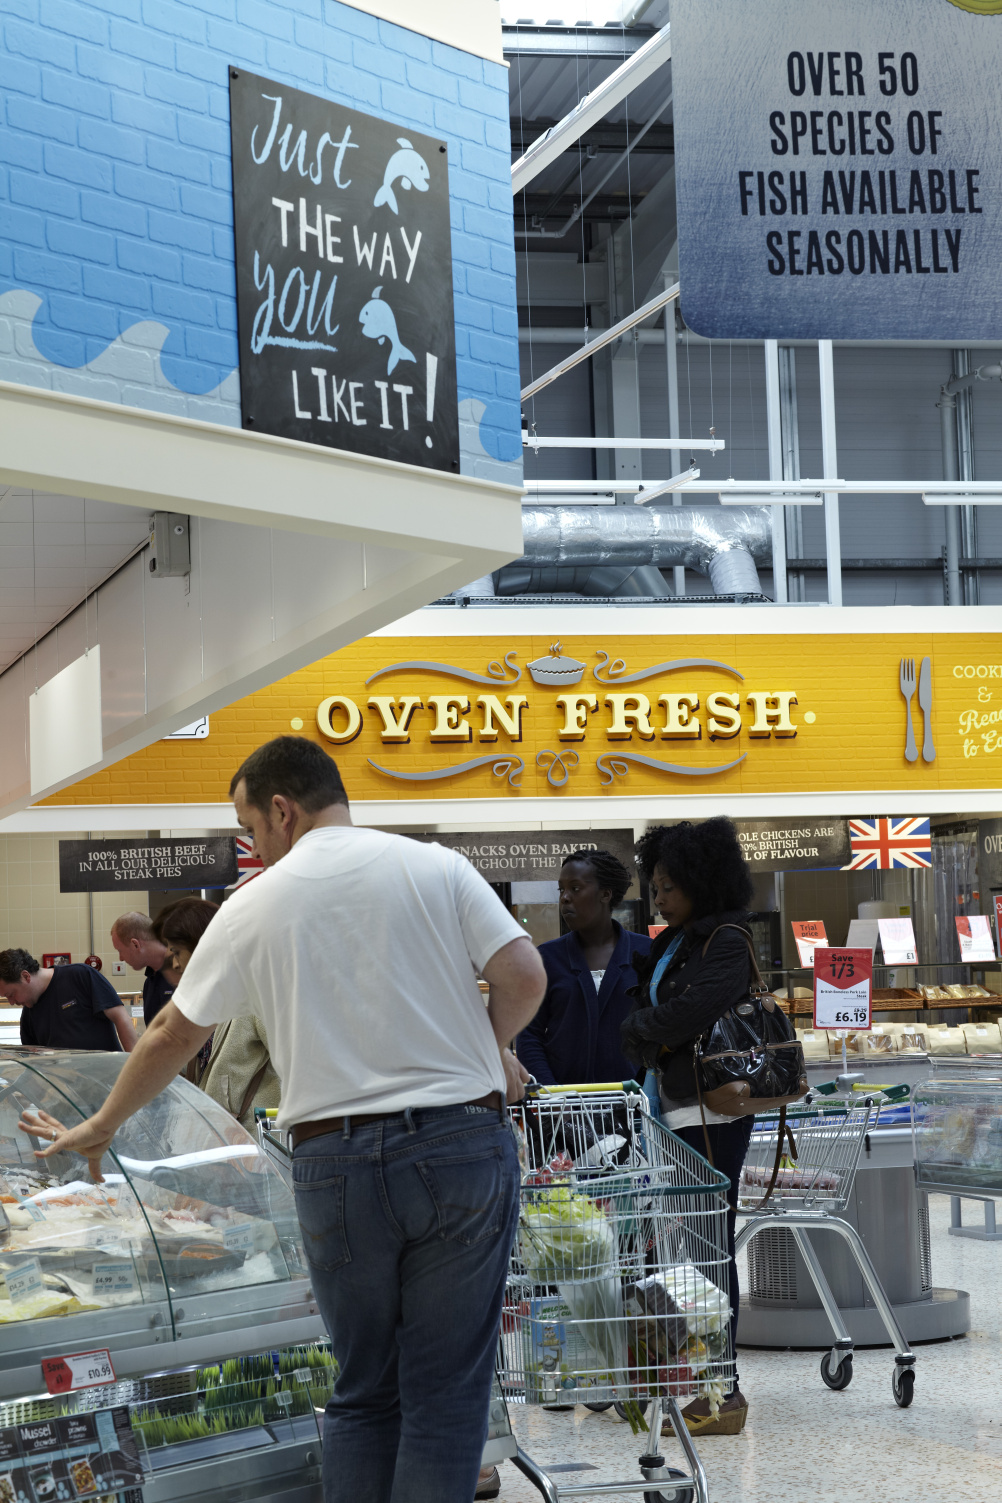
left=41, top=1348, right=116, bottom=1395
left=813, top=947, right=873, bottom=1031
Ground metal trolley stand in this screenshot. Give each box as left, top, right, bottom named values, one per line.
left=735, top=1093, right=916, bottom=1407
left=500, top=1085, right=736, bottom=1503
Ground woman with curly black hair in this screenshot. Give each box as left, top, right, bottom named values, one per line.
left=622, top=817, right=755, bottom=1437
left=517, top=849, right=651, bottom=1085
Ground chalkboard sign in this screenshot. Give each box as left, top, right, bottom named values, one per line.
left=59, top=837, right=238, bottom=893
left=229, top=69, right=459, bottom=472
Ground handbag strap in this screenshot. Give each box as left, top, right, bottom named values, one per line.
left=694, top=1065, right=714, bottom=1168
left=752, top=1105, right=791, bottom=1212
left=701, top=923, right=767, bottom=992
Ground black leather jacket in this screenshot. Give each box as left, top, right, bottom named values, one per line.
left=622, top=911, right=752, bottom=1105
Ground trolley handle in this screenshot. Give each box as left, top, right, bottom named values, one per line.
left=522, top=1079, right=643, bottom=1097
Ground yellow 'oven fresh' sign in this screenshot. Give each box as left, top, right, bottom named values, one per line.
left=50, top=631, right=1002, bottom=805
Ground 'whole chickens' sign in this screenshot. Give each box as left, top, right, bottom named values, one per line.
left=228, top=70, right=459, bottom=471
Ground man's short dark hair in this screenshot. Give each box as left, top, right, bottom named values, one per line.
left=0, top=949, right=40, bottom=984
left=229, top=736, right=349, bottom=814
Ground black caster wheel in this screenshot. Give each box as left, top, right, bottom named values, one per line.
left=820, top=1351, right=854, bottom=1390
left=584, top=1401, right=614, bottom=1412
left=893, top=1366, right=915, bottom=1408
left=644, top=1471, right=696, bottom=1503
left=614, top=1401, right=632, bottom=1420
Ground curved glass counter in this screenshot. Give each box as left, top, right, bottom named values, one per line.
left=0, top=1050, right=316, bottom=1380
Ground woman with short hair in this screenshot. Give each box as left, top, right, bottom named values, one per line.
left=622, top=818, right=755, bottom=1437
left=154, top=897, right=280, bottom=1130
left=517, top=849, right=650, bottom=1086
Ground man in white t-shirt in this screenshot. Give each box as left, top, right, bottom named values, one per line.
left=26, top=737, right=545, bottom=1503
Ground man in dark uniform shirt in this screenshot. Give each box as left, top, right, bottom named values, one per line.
left=0, top=949, right=137, bottom=1051
left=110, top=911, right=180, bottom=1026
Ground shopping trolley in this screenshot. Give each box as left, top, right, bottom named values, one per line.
left=501, top=1083, right=736, bottom=1503
left=735, top=1092, right=916, bottom=1407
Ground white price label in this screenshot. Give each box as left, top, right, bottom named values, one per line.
left=814, top=980, right=872, bottom=1029
left=64, top=1348, right=115, bottom=1387
left=6, top=1257, right=44, bottom=1305
left=813, top=948, right=873, bottom=1032
left=223, top=1224, right=255, bottom=1254
left=93, top=1261, right=136, bottom=1295
left=17, top=1201, right=45, bottom=1223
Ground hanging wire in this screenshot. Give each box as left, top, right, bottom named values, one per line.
left=31, top=491, right=38, bottom=694
left=745, top=343, right=759, bottom=467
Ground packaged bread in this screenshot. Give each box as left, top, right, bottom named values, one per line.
left=796, top=1028, right=831, bottom=1062
left=965, top=985, right=991, bottom=998
left=899, top=1029, right=928, bottom=1053
left=858, top=1031, right=894, bottom=1055
left=924, top=1026, right=968, bottom=1055
left=945, top=985, right=968, bottom=1000
left=961, top=1022, right=1002, bottom=1054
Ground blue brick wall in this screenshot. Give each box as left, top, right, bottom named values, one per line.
left=0, top=0, right=521, bottom=477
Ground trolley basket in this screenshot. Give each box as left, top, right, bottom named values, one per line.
left=500, top=1084, right=735, bottom=1503
left=735, top=1091, right=917, bottom=1408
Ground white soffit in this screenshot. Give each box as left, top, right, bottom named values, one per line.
left=374, top=603, right=1002, bottom=637
left=343, top=0, right=504, bottom=63
left=13, top=787, right=1002, bottom=834
left=28, top=648, right=102, bottom=796
left=0, top=383, right=524, bottom=577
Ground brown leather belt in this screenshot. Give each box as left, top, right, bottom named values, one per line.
left=290, top=1091, right=503, bottom=1150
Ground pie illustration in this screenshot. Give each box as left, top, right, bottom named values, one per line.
left=527, top=642, right=585, bottom=687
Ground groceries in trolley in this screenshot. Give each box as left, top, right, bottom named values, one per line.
left=504, top=1085, right=735, bottom=1423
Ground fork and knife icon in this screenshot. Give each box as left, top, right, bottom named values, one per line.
left=900, top=656, right=935, bottom=764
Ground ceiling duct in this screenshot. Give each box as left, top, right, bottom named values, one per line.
left=488, top=504, right=770, bottom=598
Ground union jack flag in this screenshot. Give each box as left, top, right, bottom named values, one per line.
left=233, top=835, right=264, bottom=887
left=842, top=817, right=932, bottom=871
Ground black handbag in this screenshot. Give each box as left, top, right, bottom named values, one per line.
left=694, top=925, right=808, bottom=1119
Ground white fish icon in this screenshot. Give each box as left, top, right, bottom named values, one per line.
left=358, top=286, right=416, bottom=375
left=373, top=137, right=430, bottom=215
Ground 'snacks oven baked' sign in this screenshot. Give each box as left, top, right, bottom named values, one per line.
left=228, top=70, right=459, bottom=470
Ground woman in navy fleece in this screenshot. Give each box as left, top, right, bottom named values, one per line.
left=517, top=849, right=650, bottom=1086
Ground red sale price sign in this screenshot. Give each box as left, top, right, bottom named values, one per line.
left=41, top=1348, right=115, bottom=1395
left=813, top=948, right=873, bottom=1031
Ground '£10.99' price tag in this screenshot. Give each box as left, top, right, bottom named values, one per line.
left=41, top=1348, right=116, bottom=1395
left=813, top=947, right=873, bottom=1031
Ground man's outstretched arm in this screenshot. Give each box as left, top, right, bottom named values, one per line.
left=19, top=1001, right=214, bottom=1182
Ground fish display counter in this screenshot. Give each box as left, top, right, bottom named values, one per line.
left=0, top=1049, right=327, bottom=1503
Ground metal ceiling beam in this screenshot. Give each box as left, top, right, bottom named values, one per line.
left=511, top=122, right=674, bottom=155
left=503, top=25, right=653, bottom=57
left=511, top=24, right=671, bottom=195
left=521, top=281, right=680, bottom=401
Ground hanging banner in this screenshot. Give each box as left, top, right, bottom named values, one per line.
left=671, top=0, right=1002, bottom=339
left=228, top=70, right=459, bottom=470
left=733, top=817, right=850, bottom=871
left=59, top=838, right=238, bottom=893
left=408, top=829, right=637, bottom=882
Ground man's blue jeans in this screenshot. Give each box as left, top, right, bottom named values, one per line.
left=292, top=1103, right=520, bottom=1503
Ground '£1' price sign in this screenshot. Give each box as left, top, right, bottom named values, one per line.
left=813, top=948, right=873, bottom=1032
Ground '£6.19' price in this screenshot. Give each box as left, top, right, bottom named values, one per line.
left=833, top=1009, right=869, bottom=1025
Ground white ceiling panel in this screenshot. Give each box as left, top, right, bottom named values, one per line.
left=0, top=488, right=151, bottom=674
